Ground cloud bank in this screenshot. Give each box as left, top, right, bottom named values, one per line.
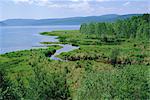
left=1, top=0, right=149, bottom=20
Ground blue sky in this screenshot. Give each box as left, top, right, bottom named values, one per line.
left=0, top=0, right=149, bottom=20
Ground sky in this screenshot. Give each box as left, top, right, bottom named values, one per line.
left=0, top=0, right=149, bottom=20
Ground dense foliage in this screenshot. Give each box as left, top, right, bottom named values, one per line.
left=0, top=46, right=71, bottom=99
left=80, top=14, right=150, bottom=40
left=1, top=14, right=150, bottom=99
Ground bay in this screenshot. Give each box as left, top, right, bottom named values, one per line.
left=0, top=25, right=79, bottom=54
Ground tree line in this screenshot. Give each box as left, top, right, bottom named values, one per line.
left=80, top=14, right=150, bottom=40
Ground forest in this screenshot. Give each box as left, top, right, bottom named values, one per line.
left=0, top=14, right=150, bottom=100
left=80, top=14, right=149, bottom=40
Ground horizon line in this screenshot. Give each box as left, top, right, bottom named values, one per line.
left=1, top=13, right=148, bottom=21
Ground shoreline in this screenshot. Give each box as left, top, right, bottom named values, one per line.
left=0, top=30, right=80, bottom=61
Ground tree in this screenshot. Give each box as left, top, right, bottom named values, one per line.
left=80, top=14, right=150, bottom=40
left=110, top=48, right=120, bottom=67
left=80, top=23, right=87, bottom=34
left=87, top=23, right=95, bottom=34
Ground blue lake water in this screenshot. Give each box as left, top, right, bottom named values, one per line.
left=0, top=25, right=80, bottom=54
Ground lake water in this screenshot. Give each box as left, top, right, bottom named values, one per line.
left=0, top=25, right=80, bottom=54
left=50, top=44, right=79, bottom=61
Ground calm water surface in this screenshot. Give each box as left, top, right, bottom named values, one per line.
left=0, top=25, right=79, bottom=54
left=50, top=44, right=79, bottom=61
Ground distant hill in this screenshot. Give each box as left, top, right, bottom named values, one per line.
left=0, top=22, right=7, bottom=26
left=0, top=14, right=142, bottom=26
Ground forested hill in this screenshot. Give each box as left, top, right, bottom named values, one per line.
left=0, top=14, right=141, bottom=26
left=80, top=14, right=150, bottom=40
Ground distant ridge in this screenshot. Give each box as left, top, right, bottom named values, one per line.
left=0, top=14, right=142, bottom=26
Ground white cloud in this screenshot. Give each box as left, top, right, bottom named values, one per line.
left=12, top=0, right=30, bottom=2
left=10, top=0, right=116, bottom=14
left=11, top=0, right=93, bottom=12
left=123, top=1, right=131, bottom=6
left=69, top=1, right=94, bottom=13
left=11, top=0, right=113, bottom=4
left=70, top=0, right=110, bottom=1
left=96, top=0, right=110, bottom=2
left=12, top=0, right=32, bottom=4
left=12, top=0, right=49, bottom=5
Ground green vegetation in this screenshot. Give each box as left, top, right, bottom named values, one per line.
left=0, top=14, right=150, bottom=99
left=80, top=14, right=150, bottom=40
left=0, top=46, right=71, bottom=100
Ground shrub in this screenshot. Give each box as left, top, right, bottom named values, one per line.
left=110, top=48, right=120, bottom=67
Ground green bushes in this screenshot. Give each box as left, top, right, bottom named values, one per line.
left=77, top=65, right=150, bottom=100
left=0, top=46, right=72, bottom=99
left=0, top=70, right=17, bottom=100
left=110, top=48, right=120, bottom=67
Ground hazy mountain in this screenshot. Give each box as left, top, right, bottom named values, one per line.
left=0, top=14, right=142, bottom=26
left=0, top=22, right=6, bottom=26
